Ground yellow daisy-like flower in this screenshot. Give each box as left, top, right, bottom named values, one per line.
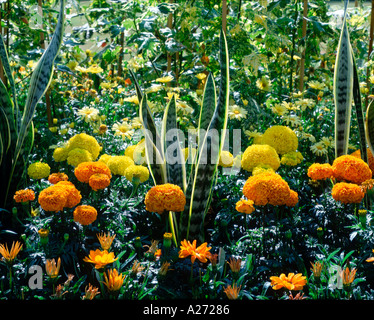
left=178, top=239, right=212, bottom=264
left=241, top=144, right=280, bottom=173
left=256, top=75, right=271, bottom=91
left=260, top=125, right=298, bottom=155
left=112, top=121, right=135, bottom=140
left=310, top=141, right=328, bottom=157
left=123, top=95, right=139, bottom=105
left=27, top=161, right=51, bottom=179
left=228, top=104, right=247, bottom=121
left=77, top=106, right=99, bottom=123
left=85, top=64, right=103, bottom=74
left=83, top=249, right=118, bottom=269
left=156, top=75, right=174, bottom=83
left=308, top=80, right=325, bottom=90
left=270, top=273, right=307, bottom=291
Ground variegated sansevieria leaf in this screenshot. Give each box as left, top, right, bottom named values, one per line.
left=365, top=100, right=374, bottom=159
left=352, top=51, right=367, bottom=164
left=334, top=0, right=353, bottom=158
left=139, top=94, right=167, bottom=186
left=2, top=0, right=65, bottom=208
left=181, top=29, right=230, bottom=242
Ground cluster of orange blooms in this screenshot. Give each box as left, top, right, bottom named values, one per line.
left=13, top=189, right=35, bottom=203
left=74, top=161, right=112, bottom=191
left=307, top=154, right=373, bottom=204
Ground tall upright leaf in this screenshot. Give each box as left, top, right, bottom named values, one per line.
left=334, top=0, right=353, bottom=158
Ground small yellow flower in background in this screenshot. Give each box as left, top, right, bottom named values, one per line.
left=112, top=121, right=135, bottom=141
left=223, top=283, right=241, bottom=300
left=219, top=151, right=234, bottom=167
left=145, top=84, right=163, bottom=94
left=97, top=233, right=116, bottom=251
left=0, top=241, right=23, bottom=265
left=270, top=272, right=307, bottom=291
left=178, top=239, right=212, bottom=264
left=271, top=103, right=288, bottom=116
left=107, top=155, right=134, bottom=176
left=83, top=249, right=118, bottom=269
left=196, top=73, right=206, bottom=80
left=281, top=114, right=301, bottom=127
left=27, top=161, right=51, bottom=179
left=77, top=106, right=99, bottom=123
left=86, top=64, right=103, bottom=74
left=228, top=104, right=247, bottom=121
left=256, top=75, right=271, bottom=91
left=308, top=80, right=325, bottom=90
left=103, top=269, right=126, bottom=292
left=123, top=95, right=139, bottom=105
left=310, top=141, right=328, bottom=157
left=46, top=257, right=61, bottom=278
left=156, top=75, right=174, bottom=83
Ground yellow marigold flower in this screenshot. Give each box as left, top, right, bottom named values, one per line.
left=14, top=189, right=35, bottom=203
left=103, top=269, right=126, bottom=292
left=123, top=95, right=139, bottom=105
left=285, top=190, right=298, bottom=207
left=332, top=155, right=372, bottom=184
left=145, top=183, right=186, bottom=214
left=46, top=257, right=61, bottom=278
left=252, top=164, right=275, bottom=175
left=38, top=185, right=69, bottom=212
left=53, top=147, right=69, bottom=162
left=74, top=161, right=112, bottom=183
left=55, top=181, right=82, bottom=208
left=83, top=249, right=118, bottom=269
left=124, top=145, right=137, bottom=160
left=67, top=148, right=93, bottom=167
left=331, top=182, right=365, bottom=204
left=89, top=173, right=111, bottom=191
left=241, top=144, right=280, bottom=173
left=307, top=163, right=333, bottom=180
left=65, top=133, right=101, bottom=161
left=219, top=151, right=234, bottom=167
left=223, top=283, right=241, bottom=300
left=242, top=172, right=291, bottom=206
left=270, top=273, right=307, bottom=291
left=260, top=125, right=298, bottom=155
left=73, top=205, right=98, bottom=225
left=0, top=241, right=23, bottom=264
left=48, top=172, right=69, bottom=184
left=97, top=233, right=116, bottom=251
left=235, top=199, right=255, bottom=214
left=107, top=155, right=134, bottom=176
left=178, top=239, right=212, bottom=264
left=280, top=151, right=303, bottom=166
left=98, top=153, right=112, bottom=164
left=27, top=161, right=51, bottom=179
left=124, top=164, right=149, bottom=183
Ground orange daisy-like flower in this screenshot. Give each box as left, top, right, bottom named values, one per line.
left=38, top=184, right=69, bottom=212
left=74, top=161, right=112, bottom=183
left=73, top=205, right=98, bottom=225
left=270, top=273, right=307, bottom=291
left=178, top=239, right=212, bottom=264
left=89, top=173, right=111, bottom=191
left=242, top=172, right=291, bottom=206
left=332, top=155, right=372, bottom=184
left=223, top=283, right=241, bottom=300
left=13, top=189, right=35, bottom=203
left=235, top=199, right=255, bottom=214
left=83, top=249, right=118, bottom=269
left=102, top=269, right=126, bottom=292
left=331, top=182, right=365, bottom=204
left=48, top=172, right=69, bottom=184
left=97, top=232, right=116, bottom=251
left=0, top=241, right=23, bottom=264
left=145, top=183, right=186, bottom=214
left=46, top=257, right=61, bottom=278
left=307, top=163, right=333, bottom=181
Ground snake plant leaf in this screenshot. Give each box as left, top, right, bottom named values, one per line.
left=333, top=0, right=353, bottom=158
left=0, top=77, right=14, bottom=155
left=139, top=94, right=167, bottom=186
left=365, top=100, right=374, bottom=158
left=352, top=51, right=367, bottom=164
left=181, top=29, right=230, bottom=242
left=162, top=94, right=186, bottom=190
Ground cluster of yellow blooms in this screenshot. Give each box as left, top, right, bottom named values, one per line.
left=27, top=161, right=51, bottom=179
left=307, top=154, right=373, bottom=204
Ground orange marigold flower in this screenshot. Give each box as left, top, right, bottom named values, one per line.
left=270, top=273, right=307, bottom=291
left=307, top=163, right=333, bottom=180
left=178, top=239, right=212, bottom=264
left=285, top=190, right=298, bottom=207
left=242, top=172, right=291, bottom=206
left=89, top=173, right=111, bottom=191
left=351, top=148, right=374, bottom=176
left=331, top=182, right=365, bottom=204
left=48, top=172, right=69, bottom=184
left=83, top=249, right=118, bottom=269
left=332, top=155, right=372, bottom=184
left=145, top=183, right=186, bottom=214
left=13, top=189, right=35, bottom=203
left=74, top=161, right=112, bottom=183
left=38, top=185, right=69, bottom=212
left=73, top=205, right=98, bottom=225
left=55, top=181, right=81, bottom=208
left=235, top=199, right=255, bottom=214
